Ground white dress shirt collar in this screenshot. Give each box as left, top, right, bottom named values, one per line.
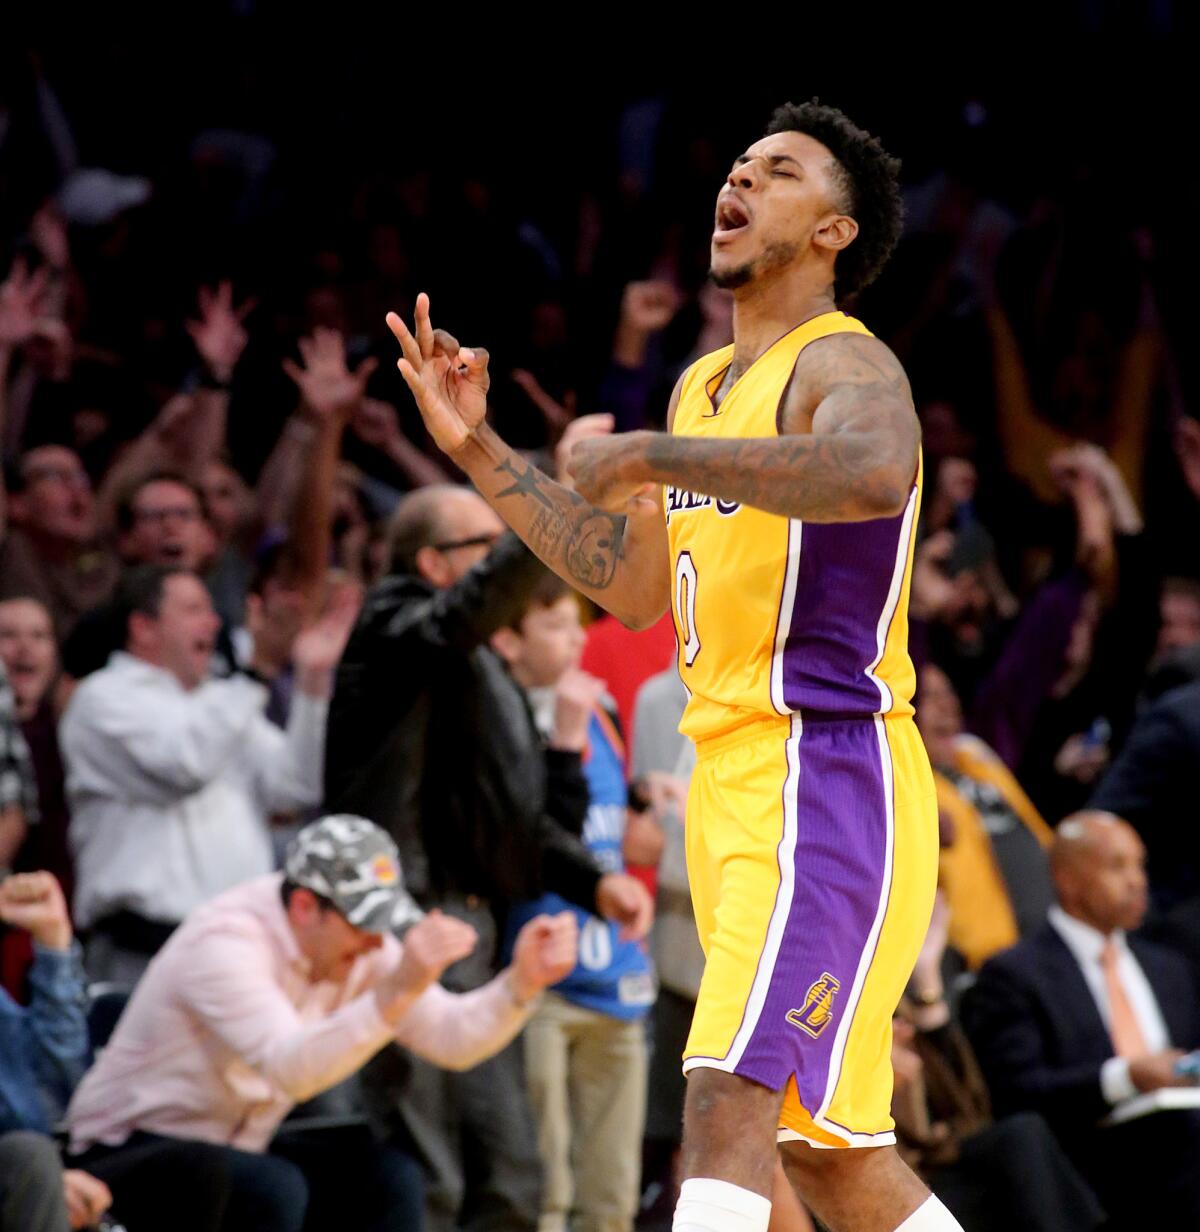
left=1048, top=904, right=1126, bottom=965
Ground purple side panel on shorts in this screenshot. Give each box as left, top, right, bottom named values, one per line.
left=734, top=719, right=890, bottom=1112
left=781, top=515, right=906, bottom=716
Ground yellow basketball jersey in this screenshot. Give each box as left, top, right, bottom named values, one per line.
left=665, top=311, right=922, bottom=744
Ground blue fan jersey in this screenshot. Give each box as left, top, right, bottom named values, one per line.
left=505, top=709, right=655, bottom=1020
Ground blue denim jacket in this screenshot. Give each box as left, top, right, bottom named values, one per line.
left=0, top=941, right=89, bottom=1133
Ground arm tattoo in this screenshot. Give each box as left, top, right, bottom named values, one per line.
left=641, top=334, right=918, bottom=523
left=495, top=456, right=555, bottom=510
left=644, top=431, right=904, bottom=522
left=494, top=455, right=626, bottom=589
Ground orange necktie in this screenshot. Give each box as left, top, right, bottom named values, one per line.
left=1100, top=939, right=1148, bottom=1058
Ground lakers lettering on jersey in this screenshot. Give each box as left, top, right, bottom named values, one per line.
left=665, top=310, right=922, bottom=745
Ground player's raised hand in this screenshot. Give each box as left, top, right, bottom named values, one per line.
left=386, top=294, right=489, bottom=455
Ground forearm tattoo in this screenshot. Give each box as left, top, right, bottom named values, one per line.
left=494, top=455, right=626, bottom=589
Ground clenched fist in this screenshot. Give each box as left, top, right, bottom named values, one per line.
left=377, top=910, right=480, bottom=1018
left=0, top=872, right=72, bottom=951
left=509, top=912, right=579, bottom=1003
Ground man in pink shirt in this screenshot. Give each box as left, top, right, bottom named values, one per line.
left=65, top=814, right=578, bottom=1232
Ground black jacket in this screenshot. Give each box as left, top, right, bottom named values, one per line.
left=324, top=533, right=601, bottom=916
left=1091, top=681, right=1200, bottom=909
left=962, top=920, right=1200, bottom=1133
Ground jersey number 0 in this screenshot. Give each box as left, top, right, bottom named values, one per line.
left=675, top=552, right=701, bottom=666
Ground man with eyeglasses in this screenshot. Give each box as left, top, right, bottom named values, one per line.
left=0, top=445, right=119, bottom=638
left=325, top=483, right=653, bottom=1232
left=58, top=470, right=249, bottom=685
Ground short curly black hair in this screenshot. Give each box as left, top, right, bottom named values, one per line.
left=765, top=99, right=903, bottom=302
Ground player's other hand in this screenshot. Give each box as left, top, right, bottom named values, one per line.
left=386, top=294, right=488, bottom=455
left=595, top=872, right=654, bottom=941
left=567, top=432, right=658, bottom=515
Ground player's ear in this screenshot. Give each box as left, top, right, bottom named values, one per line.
left=813, top=213, right=858, bottom=255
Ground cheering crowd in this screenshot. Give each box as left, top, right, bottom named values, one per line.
left=3, top=43, right=1200, bottom=1232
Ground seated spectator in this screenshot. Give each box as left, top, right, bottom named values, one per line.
left=963, top=811, right=1200, bottom=1225
left=0, top=598, right=71, bottom=894
left=0, top=871, right=117, bottom=1232
left=916, top=663, right=1055, bottom=969
left=1090, top=679, right=1200, bottom=911
left=66, top=816, right=580, bottom=1232
left=890, top=891, right=1105, bottom=1231
left=60, top=564, right=351, bottom=983
left=0, top=444, right=118, bottom=639
left=491, top=568, right=655, bottom=1232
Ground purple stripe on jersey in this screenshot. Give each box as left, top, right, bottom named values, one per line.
left=781, top=510, right=908, bottom=717
left=734, top=719, right=890, bottom=1110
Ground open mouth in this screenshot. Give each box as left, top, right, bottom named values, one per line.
left=715, top=197, right=751, bottom=236
left=9, top=661, right=40, bottom=684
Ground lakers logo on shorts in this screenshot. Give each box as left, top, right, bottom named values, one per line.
left=786, top=973, right=842, bottom=1039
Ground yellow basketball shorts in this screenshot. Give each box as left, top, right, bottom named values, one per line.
left=682, top=713, right=938, bottom=1148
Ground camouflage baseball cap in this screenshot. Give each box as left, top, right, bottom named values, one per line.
left=285, top=815, right=421, bottom=934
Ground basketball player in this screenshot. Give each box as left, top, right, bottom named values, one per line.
left=385, top=101, right=958, bottom=1232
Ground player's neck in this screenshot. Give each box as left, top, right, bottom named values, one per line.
left=729, top=280, right=837, bottom=374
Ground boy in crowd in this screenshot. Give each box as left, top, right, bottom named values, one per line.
left=492, top=569, right=656, bottom=1232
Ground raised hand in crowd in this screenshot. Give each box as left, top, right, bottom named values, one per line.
left=283, top=327, right=378, bottom=423
left=186, top=280, right=255, bottom=385
left=290, top=580, right=362, bottom=696
left=0, top=259, right=62, bottom=352
left=350, top=396, right=449, bottom=488
left=1050, top=442, right=1144, bottom=536
left=511, top=368, right=576, bottom=442
left=613, top=279, right=681, bottom=369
